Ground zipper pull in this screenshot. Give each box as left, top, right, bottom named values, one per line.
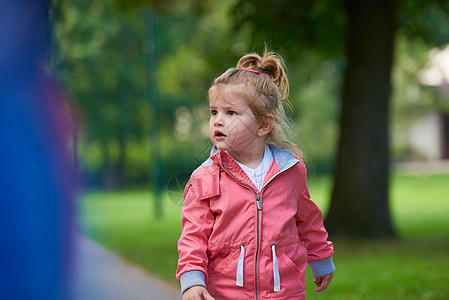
left=256, top=194, right=262, bottom=210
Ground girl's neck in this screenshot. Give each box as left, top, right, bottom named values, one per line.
left=227, top=143, right=266, bottom=169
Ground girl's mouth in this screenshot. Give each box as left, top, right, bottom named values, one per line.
left=214, top=130, right=227, bottom=137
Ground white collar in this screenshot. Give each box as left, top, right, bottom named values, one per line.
left=235, top=144, right=273, bottom=190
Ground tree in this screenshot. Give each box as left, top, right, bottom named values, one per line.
left=325, top=0, right=398, bottom=238
left=326, top=0, right=449, bottom=237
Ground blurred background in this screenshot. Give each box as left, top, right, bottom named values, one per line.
left=50, top=0, right=449, bottom=188
left=2, top=0, right=449, bottom=299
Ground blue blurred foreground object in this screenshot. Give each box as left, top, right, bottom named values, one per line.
left=0, top=1, right=76, bottom=299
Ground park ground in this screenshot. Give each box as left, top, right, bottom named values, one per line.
left=78, top=171, right=449, bottom=300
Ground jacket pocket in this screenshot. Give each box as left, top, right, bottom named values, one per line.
left=207, top=246, right=240, bottom=278
left=277, top=244, right=307, bottom=287
left=278, top=251, right=300, bottom=275
left=278, top=243, right=307, bottom=277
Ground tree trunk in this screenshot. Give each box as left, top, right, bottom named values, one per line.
left=116, top=136, right=127, bottom=188
left=101, top=142, right=115, bottom=189
left=325, top=0, right=398, bottom=238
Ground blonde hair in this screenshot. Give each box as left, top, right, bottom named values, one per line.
left=208, top=49, right=301, bottom=157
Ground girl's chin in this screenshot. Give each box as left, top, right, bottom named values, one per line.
left=213, top=142, right=232, bottom=152
left=214, top=144, right=229, bottom=151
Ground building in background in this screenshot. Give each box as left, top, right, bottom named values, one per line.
left=408, top=46, right=449, bottom=161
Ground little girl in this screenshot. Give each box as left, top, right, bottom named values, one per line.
left=177, top=50, right=335, bottom=300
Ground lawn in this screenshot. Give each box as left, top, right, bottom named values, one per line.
left=78, top=172, right=449, bottom=299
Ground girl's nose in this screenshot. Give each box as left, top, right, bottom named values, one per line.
left=214, top=115, right=224, bottom=127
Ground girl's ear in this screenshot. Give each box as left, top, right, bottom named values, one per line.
left=258, top=114, right=275, bottom=136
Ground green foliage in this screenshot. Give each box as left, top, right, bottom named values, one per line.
left=288, top=55, right=344, bottom=175
left=79, top=172, right=449, bottom=298
left=400, top=0, right=449, bottom=47
left=231, top=0, right=345, bottom=60
left=53, top=0, right=152, bottom=186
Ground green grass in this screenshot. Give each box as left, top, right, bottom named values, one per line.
left=78, top=172, right=449, bottom=299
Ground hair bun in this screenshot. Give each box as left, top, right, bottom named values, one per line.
left=236, top=49, right=289, bottom=100
left=236, top=54, right=262, bottom=70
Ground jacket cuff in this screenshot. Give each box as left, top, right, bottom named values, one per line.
left=180, top=270, right=206, bottom=295
left=308, top=256, right=336, bottom=277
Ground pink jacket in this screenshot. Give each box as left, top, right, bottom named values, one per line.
left=177, top=145, right=335, bottom=299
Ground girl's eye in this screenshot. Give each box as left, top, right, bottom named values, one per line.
left=210, top=110, right=218, bottom=116
left=227, top=111, right=237, bottom=116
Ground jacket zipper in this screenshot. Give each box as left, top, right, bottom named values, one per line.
left=255, top=193, right=261, bottom=299
left=221, top=164, right=261, bottom=299
left=220, top=159, right=299, bottom=298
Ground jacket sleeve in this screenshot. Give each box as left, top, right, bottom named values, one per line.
left=176, top=172, right=218, bottom=289
left=295, top=162, right=335, bottom=277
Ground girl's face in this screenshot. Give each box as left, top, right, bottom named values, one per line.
left=209, top=92, right=262, bottom=156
